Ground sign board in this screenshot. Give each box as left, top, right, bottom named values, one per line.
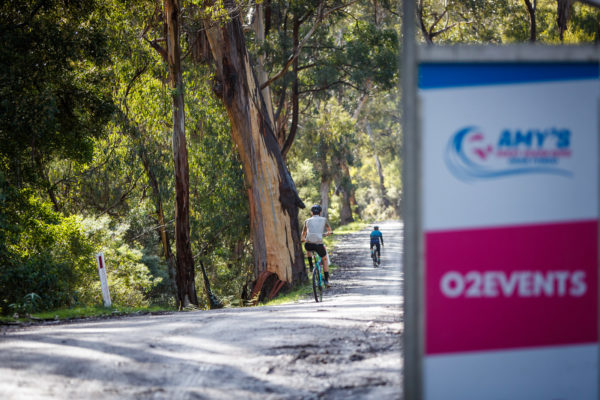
left=418, top=60, right=599, bottom=399
left=95, top=252, right=112, bottom=307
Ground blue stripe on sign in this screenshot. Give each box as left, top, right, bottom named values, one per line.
left=419, top=62, right=599, bottom=89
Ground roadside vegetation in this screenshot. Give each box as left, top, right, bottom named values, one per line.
left=1, top=0, right=598, bottom=319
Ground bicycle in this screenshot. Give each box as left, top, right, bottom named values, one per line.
left=371, top=246, right=381, bottom=267
left=311, top=252, right=324, bottom=302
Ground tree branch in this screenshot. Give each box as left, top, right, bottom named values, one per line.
left=428, top=9, right=448, bottom=37
left=122, top=62, right=150, bottom=117
left=298, top=80, right=357, bottom=94
left=141, top=3, right=168, bottom=62
left=260, top=0, right=359, bottom=90
left=430, top=23, right=459, bottom=39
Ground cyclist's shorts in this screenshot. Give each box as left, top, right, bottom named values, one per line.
left=305, top=242, right=327, bottom=258
left=370, top=242, right=381, bottom=251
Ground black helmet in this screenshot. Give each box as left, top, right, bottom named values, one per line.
left=311, top=204, right=322, bottom=214
left=374, top=226, right=379, bottom=230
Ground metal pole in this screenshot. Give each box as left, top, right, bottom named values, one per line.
left=401, top=0, right=421, bottom=399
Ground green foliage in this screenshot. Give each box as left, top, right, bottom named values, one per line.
left=0, top=0, right=115, bottom=186
left=290, top=98, right=360, bottom=225
left=339, top=20, right=398, bottom=90
left=0, top=187, right=164, bottom=315
left=7, top=0, right=598, bottom=314
left=9, top=293, right=42, bottom=315
left=0, top=186, right=88, bottom=314
left=75, top=216, right=163, bottom=307
left=352, top=89, right=402, bottom=221
left=419, top=0, right=600, bottom=44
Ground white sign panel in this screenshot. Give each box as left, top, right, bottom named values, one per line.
left=419, top=62, right=599, bottom=399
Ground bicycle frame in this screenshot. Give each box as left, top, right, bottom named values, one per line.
left=311, top=252, right=324, bottom=302
left=315, top=253, right=323, bottom=278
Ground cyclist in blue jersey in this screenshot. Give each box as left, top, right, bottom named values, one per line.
left=370, top=226, right=384, bottom=262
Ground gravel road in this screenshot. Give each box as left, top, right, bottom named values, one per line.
left=0, top=221, right=403, bottom=399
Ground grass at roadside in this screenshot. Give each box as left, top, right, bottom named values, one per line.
left=0, top=304, right=174, bottom=325
left=265, top=263, right=341, bottom=306
left=266, top=281, right=314, bottom=305
left=323, top=221, right=368, bottom=249
left=332, top=221, right=369, bottom=234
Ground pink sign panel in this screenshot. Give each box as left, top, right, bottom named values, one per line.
left=425, top=220, right=598, bottom=355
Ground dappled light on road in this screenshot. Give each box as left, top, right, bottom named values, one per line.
left=0, top=222, right=403, bottom=399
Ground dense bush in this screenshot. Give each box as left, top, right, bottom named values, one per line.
left=0, top=187, right=85, bottom=314
left=0, top=184, right=164, bottom=314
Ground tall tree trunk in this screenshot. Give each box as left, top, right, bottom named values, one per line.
left=337, top=163, right=354, bottom=224
left=253, top=4, right=275, bottom=125
left=320, top=154, right=331, bottom=219
left=199, top=261, right=223, bottom=309
left=320, top=177, right=331, bottom=220
left=280, top=13, right=300, bottom=159
left=138, top=144, right=177, bottom=295
left=203, top=11, right=306, bottom=284
left=557, top=0, right=573, bottom=41
left=524, top=0, right=537, bottom=42
left=165, top=0, right=198, bottom=308
left=365, top=121, right=391, bottom=208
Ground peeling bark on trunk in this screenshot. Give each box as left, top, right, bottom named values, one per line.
left=203, top=12, right=306, bottom=284
left=165, top=0, right=198, bottom=308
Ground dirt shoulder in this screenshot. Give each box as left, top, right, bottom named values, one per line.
left=0, top=221, right=403, bottom=399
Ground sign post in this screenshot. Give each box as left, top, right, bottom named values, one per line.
left=404, top=45, right=600, bottom=399
left=95, top=252, right=112, bottom=308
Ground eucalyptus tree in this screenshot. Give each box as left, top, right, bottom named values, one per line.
left=356, top=89, right=401, bottom=217
left=255, top=0, right=397, bottom=225
left=184, top=0, right=310, bottom=286
left=162, top=0, right=199, bottom=307
left=290, top=99, right=357, bottom=221
left=83, top=0, right=251, bottom=308
left=131, top=0, right=199, bottom=307
left=184, top=0, right=398, bottom=288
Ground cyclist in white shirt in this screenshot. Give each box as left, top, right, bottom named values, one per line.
left=301, top=204, right=333, bottom=286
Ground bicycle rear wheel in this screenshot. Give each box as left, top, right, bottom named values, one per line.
left=312, top=257, right=323, bottom=302
left=372, top=249, right=377, bottom=267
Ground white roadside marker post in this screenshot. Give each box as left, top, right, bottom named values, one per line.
left=95, top=252, right=112, bottom=307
